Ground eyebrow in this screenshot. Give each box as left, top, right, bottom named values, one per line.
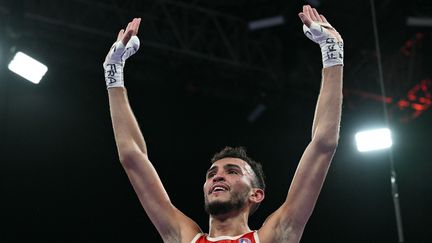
left=206, top=166, right=217, bottom=175
left=206, top=164, right=242, bottom=175
left=224, top=164, right=242, bottom=171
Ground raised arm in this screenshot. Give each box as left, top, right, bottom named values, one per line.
left=259, top=6, right=343, bottom=243
left=103, top=18, right=201, bottom=242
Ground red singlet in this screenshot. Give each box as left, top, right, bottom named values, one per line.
left=192, top=231, right=259, bottom=243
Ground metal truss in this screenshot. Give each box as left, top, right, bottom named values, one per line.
left=0, top=0, right=282, bottom=74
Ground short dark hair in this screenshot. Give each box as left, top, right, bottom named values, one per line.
left=210, top=146, right=266, bottom=215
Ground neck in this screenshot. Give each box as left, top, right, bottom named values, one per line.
left=208, top=210, right=251, bottom=237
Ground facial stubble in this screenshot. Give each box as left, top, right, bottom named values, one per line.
left=204, top=189, right=250, bottom=216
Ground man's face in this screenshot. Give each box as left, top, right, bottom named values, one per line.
left=203, top=157, right=256, bottom=216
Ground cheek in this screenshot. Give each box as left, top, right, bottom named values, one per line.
left=203, top=181, right=209, bottom=192
left=229, top=176, right=252, bottom=189
left=238, top=176, right=253, bottom=188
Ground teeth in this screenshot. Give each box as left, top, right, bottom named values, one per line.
left=213, top=186, right=227, bottom=192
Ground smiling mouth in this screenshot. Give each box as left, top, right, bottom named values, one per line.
left=209, top=185, right=229, bottom=194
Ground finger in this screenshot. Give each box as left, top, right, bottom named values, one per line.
left=116, top=29, right=124, bottom=42
left=131, top=18, right=140, bottom=35
left=307, top=6, right=317, bottom=22
left=312, top=8, right=322, bottom=22
left=303, top=5, right=308, bottom=16
left=320, top=14, right=328, bottom=23
left=303, top=5, right=311, bottom=20
left=298, top=13, right=312, bottom=27
left=125, top=21, right=132, bottom=33
left=134, top=18, right=142, bottom=36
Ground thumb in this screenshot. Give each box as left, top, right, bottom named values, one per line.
left=298, top=13, right=312, bottom=27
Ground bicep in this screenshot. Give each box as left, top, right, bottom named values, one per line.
left=121, top=151, right=200, bottom=240
left=284, top=141, right=335, bottom=224
left=259, top=141, right=335, bottom=241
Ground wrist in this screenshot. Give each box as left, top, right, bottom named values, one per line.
left=104, top=62, right=124, bottom=88
left=103, top=36, right=140, bottom=89
left=320, top=39, right=343, bottom=68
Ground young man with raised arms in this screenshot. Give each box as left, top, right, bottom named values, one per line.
left=103, top=5, right=343, bottom=243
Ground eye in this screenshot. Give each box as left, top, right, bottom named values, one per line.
left=207, top=172, right=215, bottom=178
left=228, top=170, right=239, bottom=175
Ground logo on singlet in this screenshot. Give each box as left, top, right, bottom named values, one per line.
left=239, top=238, right=251, bottom=243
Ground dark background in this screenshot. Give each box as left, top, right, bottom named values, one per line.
left=1, top=0, right=431, bottom=242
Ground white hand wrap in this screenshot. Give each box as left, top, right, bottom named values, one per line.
left=303, top=22, right=343, bottom=68
left=103, top=36, right=140, bottom=88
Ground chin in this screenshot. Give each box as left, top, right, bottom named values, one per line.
left=204, top=196, right=245, bottom=216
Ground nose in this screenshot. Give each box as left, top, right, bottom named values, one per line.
left=212, top=173, right=225, bottom=182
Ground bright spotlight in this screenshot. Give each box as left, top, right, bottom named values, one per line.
left=8, top=52, right=48, bottom=84
left=355, top=128, right=392, bottom=152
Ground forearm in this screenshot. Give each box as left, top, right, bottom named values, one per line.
left=311, top=65, right=343, bottom=148
left=279, top=66, right=342, bottom=230
left=264, top=7, right=344, bottom=239
left=108, top=87, right=147, bottom=159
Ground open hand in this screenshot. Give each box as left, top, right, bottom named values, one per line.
left=298, top=5, right=342, bottom=42
left=104, top=18, right=142, bottom=66
left=117, top=18, right=141, bottom=46
left=103, top=18, right=142, bottom=88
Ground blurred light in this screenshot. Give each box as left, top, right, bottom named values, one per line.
left=247, top=103, right=267, bottom=123
left=406, top=17, right=432, bottom=27
left=248, top=15, right=285, bottom=31
left=355, top=128, right=392, bottom=152
left=411, top=103, right=427, bottom=111
left=8, top=52, right=48, bottom=84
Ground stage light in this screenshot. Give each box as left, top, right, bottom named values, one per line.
left=248, top=15, right=285, bottom=31
left=406, top=17, right=432, bottom=27
left=355, top=128, right=392, bottom=152
left=8, top=52, right=48, bottom=84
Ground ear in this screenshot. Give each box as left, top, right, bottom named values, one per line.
left=249, top=188, right=265, bottom=203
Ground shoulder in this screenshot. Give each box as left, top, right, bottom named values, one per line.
left=158, top=208, right=202, bottom=243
